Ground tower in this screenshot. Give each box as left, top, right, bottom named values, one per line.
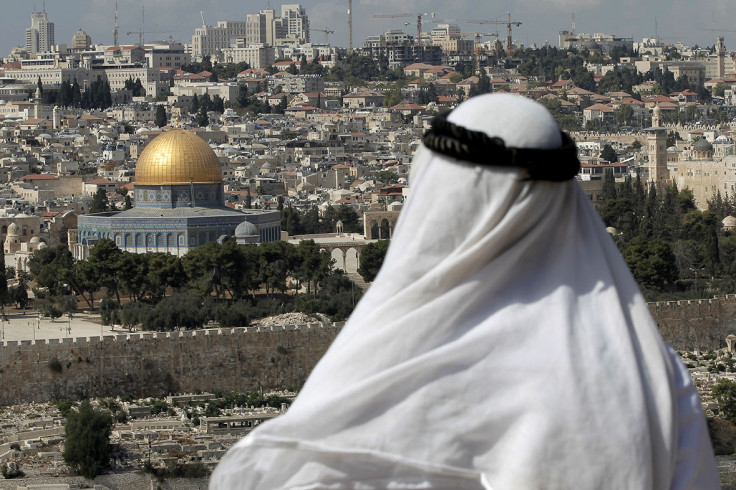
left=717, top=36, right=726, bottom=79
left=647, top=127, right=669, bottom=184
left=25, top=6, right=55, bottom=54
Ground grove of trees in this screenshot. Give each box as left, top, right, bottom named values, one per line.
left=596, top=172, right=736, bottom=300
left=28, top=237, right=361, bottom=330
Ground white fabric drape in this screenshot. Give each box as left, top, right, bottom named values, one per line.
left=211, top=94, right=719, bottom=489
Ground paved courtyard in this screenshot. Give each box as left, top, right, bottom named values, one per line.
left=0, top=309, right=117, bottom=342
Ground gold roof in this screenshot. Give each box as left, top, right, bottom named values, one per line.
left=135, top=129, right=222, bottom=185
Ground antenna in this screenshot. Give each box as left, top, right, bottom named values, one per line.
left=140, top=5, right=145, bottom=46
left=347, top=0, right=353, bottom=52
left=572, top=12, right=575, bottom=35
left=113, top=1, right=119, bottom=47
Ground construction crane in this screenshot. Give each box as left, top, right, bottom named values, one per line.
left=373, top=12, right=435, bottom=45
left=457, top=32, right=499, bottom=70
left=126, top=30, right=178, bottom=47
left=310, top=27, right=335, bottom=44
left=469, top=13, right=521, bottom=52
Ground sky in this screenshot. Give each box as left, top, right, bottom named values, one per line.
left=2, top=0, right=733, bottom=57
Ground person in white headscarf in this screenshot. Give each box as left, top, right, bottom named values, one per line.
left=210, top=93, right=719, bottom=489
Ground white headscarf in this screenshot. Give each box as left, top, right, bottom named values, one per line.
left=211, top=93, right=719, bottom=489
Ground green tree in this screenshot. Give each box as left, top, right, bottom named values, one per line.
left=614, top=104, right=634, bottom=126
left=601, top=168, right=617, bottom=201
left=622, top=235, right=678, bottom=290
left=358, top=240, right=390, bottom=282
left=0, top=244, right=8, bottom=315
left=714, top=379, right=736, bottom=424
left=89, top=188, right=110, bottom=213
left=600, top=144, right=618, bottom=163
left=63, top=400, right=113, bottom=479
left=154, top=104, right=167, bottom=127
left=196, top=106, right=209, bottom=127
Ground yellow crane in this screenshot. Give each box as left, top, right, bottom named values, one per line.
left=457, top=32, right=499, bottom=71
left=310, top=27, right=335, bottom=44
left=469, top=13, right=521, bottom=52
left=373, top=12, right=435, bottom=45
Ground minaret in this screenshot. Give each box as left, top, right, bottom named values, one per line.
left=34, top=85, right=42, bottom=119
left=717, top=36, right=726, bottom=79
left=647, top=105, right=668, bottom=184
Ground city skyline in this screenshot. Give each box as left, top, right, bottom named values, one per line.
left=0, top=0, right=732, bottom=58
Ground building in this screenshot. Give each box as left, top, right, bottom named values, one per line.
left=558, top=31, right=633, bottom=55
left=72, top=129, right=281, bottom=259
left=144, top=42, right=191, bottom=70
left=220, top=44, right=275, bottom=68
left=71, top=29, right=91, bottom=51
left=361, top=31, right=443, bottom=68
left=192, top=21, right=248, bottom=61
left=280, top=4, right=310, bottom=43
left=26, top=8, right=55, bottom=55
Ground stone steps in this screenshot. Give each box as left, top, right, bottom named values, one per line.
left=347, top=272, right=370, bottom=292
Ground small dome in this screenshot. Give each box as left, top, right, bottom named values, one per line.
left=235, top=220, right=259, bottom=237
left=723, top=216, right=736, bottom=229
left=217, top=235, right=231, bottom=244
left=7, top=223, right=19, bottom=235
left=693, top=138, right=713, bottom=152
left=29, top=236, right=41, bottom=244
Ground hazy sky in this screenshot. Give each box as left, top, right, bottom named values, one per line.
left=3, top=0, right=731, bottom=56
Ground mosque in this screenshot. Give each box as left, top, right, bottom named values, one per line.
left=71, top=129, right=281, bottom=259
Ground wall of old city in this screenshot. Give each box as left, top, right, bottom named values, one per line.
left=0, top=323, right=341, bottom=406
left=648, top=295, right=736, bottom=351
left=1, top=297, right=736, bottom=406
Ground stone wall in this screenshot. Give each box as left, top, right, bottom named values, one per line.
left=2, top=296, right=736, bottom=406
left=0, top=323, right=341, bottom=406
left=648, top=295, right=736, bottom=351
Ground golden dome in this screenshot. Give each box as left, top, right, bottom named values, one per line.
left=135, top=129, right=222, bottom=185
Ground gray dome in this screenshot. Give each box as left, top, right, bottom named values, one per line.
left=235, top=220, right=259, bottom=237
left=723, top=216, right=736, bottom=228
left=693, top=138, right=713, bottom=152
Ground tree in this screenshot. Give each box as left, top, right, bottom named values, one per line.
left=154, top=105, right=167, bottom=127
left=600, top=144, right=618, bottom=163
left=358, top=240, right=390, bottom=282
left=0, top=244, right=8, bottom=315
left=63, top=400, right=113, bottom=479
left=197, top=106, right=209, bottom=127
left=714, top=379, right=736, bottom=425
left=614, top=104, right=634, bottom=126
left=89, top=188, right=110, bottom=213
left=601, top=168, right=617, bottom=201
left=622, top=236, right=678, bottom=290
